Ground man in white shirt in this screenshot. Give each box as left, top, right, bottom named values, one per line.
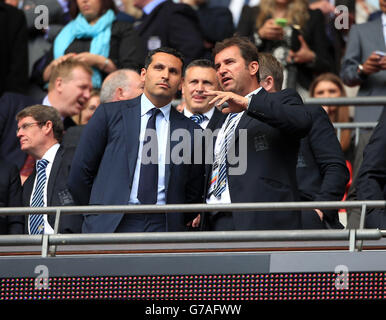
left=182, top=59, right=227, bottom=131
left=16, top=105, right=82, bottom=234
left=202, top=36, right=312, bottom=231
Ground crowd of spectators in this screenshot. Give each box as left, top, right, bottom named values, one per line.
left=0, top=0, right=385, bottom=234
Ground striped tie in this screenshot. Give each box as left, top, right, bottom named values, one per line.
left=209, top=113, right=239, bottom=198
left=190, top=113, right=207, bottom=125
left=29, top=159, right=49, bottom=235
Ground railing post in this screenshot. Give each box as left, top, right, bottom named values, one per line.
left=49, top=208, right=62, bottom=257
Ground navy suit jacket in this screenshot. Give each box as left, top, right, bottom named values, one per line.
left=356, top=109, right=386, bottom=228
left=135, top=0, right=205, bottom=64
left=296, top=105, right=349, bottom=229
left=68, top=95, right=205, bottom=233
left=22, top=146, right=83, bottom=234
left=203, top=88, right=312, bottom=230
left=0, top=159, right=23, bottom=234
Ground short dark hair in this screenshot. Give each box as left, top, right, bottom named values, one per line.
left=183, top=59, right=215, bottom=76
left=258, top=52, right=284, bottom=92
left=69, top=0, right=118, bottom=19
left=144, top=47, right=185, bottom=72
left=213, top=36, right=260, bottom=82
left=16, top=105, right=64, bottom=143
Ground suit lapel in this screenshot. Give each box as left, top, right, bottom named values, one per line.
left=46, top=146, right=63, bottom=205
left=165, top=107, right=184, bottom=194
left=371, top=18, right=386, bottom=51
left=121, top=97, right=141, bottom=187
left=136, top=1, right=166, bottom=34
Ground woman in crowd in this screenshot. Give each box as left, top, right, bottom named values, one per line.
left=41, top=0, right=145, bottom=89
left=73, top=89, right=100, bottom=125
left=309, top=72, right=353, bottom=159
left=237, top=0, right=332, bottom=97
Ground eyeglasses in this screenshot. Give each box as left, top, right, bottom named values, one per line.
left=16, top=122, right=44, bottom=134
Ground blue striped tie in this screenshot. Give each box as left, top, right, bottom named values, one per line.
left=29, top=159, right=49, bottom=235
left=210, top=113, right=239, bottom=198
left=190, top=113, right=207, bottom=125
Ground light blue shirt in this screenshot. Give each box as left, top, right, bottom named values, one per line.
left=143, top=0, right=167, bottom=15
left=128, top=93, right=171, bottom=205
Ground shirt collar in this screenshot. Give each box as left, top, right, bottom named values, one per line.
left=42, top=95, right=52, bottom=107
left=245, top=87, right=262, bottom=98
left=141, top=93, right=171, bottom=121
left=184, top=106, right=215, bottom=120
left=143, top=0, right=167, bottom=15
left=39, top=143, right=60, bottom=164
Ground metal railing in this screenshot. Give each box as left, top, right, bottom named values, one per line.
left=303, top=96, right=386, bottom=106
left=0, top=200, right=385, bottom=257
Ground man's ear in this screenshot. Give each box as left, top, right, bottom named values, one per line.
left=140, top=68, right=147, bottom=82
left=55, top=77, right=63, bottom=93
left=248, top=61, right=259, bottom=77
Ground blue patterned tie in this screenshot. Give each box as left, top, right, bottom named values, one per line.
left=209, top=113, right=239, bottom=198
left=29, top=159, right=49, bottom=234
left=137, top=108, right=161, bottom=204
left=190, top=113, right=207, bottom=125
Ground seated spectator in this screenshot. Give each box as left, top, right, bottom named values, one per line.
left=40, top=0, right=145, bottom=89
left=309, top=73, right=353, bottom=161
left=0, top=2, right=28, bottom=97
left=133, top=0, right=205, bottom=64
left=99, top=68, right=143, bottom=103
left=73, top=89, right=101, bottom=125
left=0, top=59, right=92, bottom=184
left=236, top=0, right=333, bottom=97
left=340, top=0, right=386, bottom=123
left=259, top=53, right=349, bottom=229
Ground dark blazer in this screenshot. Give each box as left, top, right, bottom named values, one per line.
left=0, top=159, right=24, bottom=234
left=203, top=88, right=312, bottom=230
left=135, top=0, right=205, bottom=64
left=356, top=109, right=386, bottom=228
left=296, top=105, right=349, bottom=229
left=0, top=3, right=28, bottom=96
left=206, top=107, right=227, bottom=132
left=0, top=93, right=40, bottom=169
left=68, top=95, right=205, bottom=233
left=236, top=7, right=333, bottom=90
left=22, top=146, right=83, bottom=234
left=0, top=92, right=77, bottom=169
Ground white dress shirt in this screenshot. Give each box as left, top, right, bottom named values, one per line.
left=28, top=143, right=60, bottom=235
left=128, top=93, right=170, bottom=205
left=206, top=87, right=262, bottom=205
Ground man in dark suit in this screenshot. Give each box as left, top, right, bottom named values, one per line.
left=16, top=105, right=82, bottom=234
left=202, top=37, right=313, bottom=231
left=0, top=2, right=28, bottom=97
left=356, top=109, right=386, bottom=228
left=0, top=159, right=23, bottom=234
left=68, top=47, right=205, bottom=233
left=182, top=59, right=226, bottom=131
left=133, top=0, right=205, bottom=64
left=0, top=59, right=92, bottom=183
left=259, top=52, right=349, bottom=229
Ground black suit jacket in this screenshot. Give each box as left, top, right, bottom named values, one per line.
left=356, top=109, right=386, bottom=228
left=68, top=95, right=205, bottom=233
left=22, top=146, right=83, bottom=234
left=0, top=3, right=28, bottom=96
left=297, top=106, right=349, bottom=229
left=135, top=0, right=205, bottom=64
left=203, top=88, right=312, bottom=230
left=0, top=93, right=40, bottom=169
left=0, top=159, right=23, bottom=234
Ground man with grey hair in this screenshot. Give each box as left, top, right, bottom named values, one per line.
left=100, top=68, right=144, bottom=103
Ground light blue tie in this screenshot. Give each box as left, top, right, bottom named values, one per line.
left=210, top=113, right=238, bottom=198
left=29, top=159, right=49, bottom=235
left=190, top=113, right=207, bottom=125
